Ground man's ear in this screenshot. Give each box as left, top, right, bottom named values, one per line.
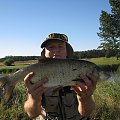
left=41, top=48, right=45, bottom=58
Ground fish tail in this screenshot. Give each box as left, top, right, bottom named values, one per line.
left=0, top=76, right=15, bottom=103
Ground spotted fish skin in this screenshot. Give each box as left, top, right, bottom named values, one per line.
left=0, top=58, right=99, bottom=102
left=29, top=58, right=99, bottom=86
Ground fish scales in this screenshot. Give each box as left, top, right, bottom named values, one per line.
left=29, top=58, right=99, bottom=86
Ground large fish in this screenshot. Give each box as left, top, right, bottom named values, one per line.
left=0, top=58, right=100, bottom=102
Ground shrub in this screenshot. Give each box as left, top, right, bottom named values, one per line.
left=4, top=58, right=14, bottom=66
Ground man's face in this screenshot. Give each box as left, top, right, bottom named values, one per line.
left=44, top=40, right=67, bottom=59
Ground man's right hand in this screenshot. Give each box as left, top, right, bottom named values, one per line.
left=24, top=72, right=48, bottom=103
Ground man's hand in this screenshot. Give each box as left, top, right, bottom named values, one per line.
left=24, top=72, right=48, bottom=102
left=72, top=73, right=97, bottom=100
left=24, top=72, right=48, bottom=118
left=71, top=73, right=98, bottom=116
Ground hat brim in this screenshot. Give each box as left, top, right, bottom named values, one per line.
left=41, top=38, right=66, bottom=48
left=41, top=38, right=74, bottom=58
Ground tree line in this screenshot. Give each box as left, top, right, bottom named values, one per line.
left=74, top=49, right=106, bottom=59
left=0, top=56, right=40, bottom=62
left=0, top=49, right=119, bottom=63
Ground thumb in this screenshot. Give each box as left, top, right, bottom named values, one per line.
left=24, top=72, right=34, bottom=88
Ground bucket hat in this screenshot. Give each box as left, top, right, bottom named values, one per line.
left=41, top=33, right=74, bottom=58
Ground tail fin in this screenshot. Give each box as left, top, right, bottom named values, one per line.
left=0, top=76, right=15, bottom=103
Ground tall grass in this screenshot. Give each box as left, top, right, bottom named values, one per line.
left=0, top=81, right=119, bottom=120
left=0, top=82, right=30, bottom=120
left=91, top=81, right=120, bottom=120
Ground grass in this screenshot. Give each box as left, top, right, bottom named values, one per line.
left=0, top=82, right=29, bottom=120
left=0, top=57, right=120, bottom=120
left=0, top=60, right=38, bottom=75
left=0, top=81, right=120, bottom=120
left=0, top=60, right=38, bottom=69
left=91, top=81, right=120, bottom=120
left=83, top=57, right=120, bottom=65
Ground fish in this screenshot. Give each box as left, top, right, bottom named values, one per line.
left=0, top=58, right=100, bottom=102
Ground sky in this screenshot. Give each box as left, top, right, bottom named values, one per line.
left=0, top=0, right=111, bottom=58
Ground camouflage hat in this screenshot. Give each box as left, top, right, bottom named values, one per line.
left=41, top=33, right=74, bottom=58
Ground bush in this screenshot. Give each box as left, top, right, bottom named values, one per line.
left=4, top=58, right=14, bottom=66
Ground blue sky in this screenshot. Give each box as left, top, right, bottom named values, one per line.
left=0, top=0, right=111, bottom=58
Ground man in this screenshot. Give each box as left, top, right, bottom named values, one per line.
left=24, top=33, right=98, bottom=120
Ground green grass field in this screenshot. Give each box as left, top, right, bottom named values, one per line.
left=0, top=60, right=38, bottom=69
left=83, top=57, right=120, bottom=65
left=0, top=57, right=120, bottom=120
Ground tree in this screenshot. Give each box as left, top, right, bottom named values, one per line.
left=4, top=58, right=14, bottom=66
left=97, top=0, right=120, bottom=58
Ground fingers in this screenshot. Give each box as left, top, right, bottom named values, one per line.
left=24, top=72, right=49, bottom=102
left=24, top=72, right=34, bottom=88
left=24, top=72, right=48, bottom=89
left=24, top=72, right=48, bottom=91
left=27, top=79, right=48, bottom=101
left=28, top=78, right=48, bottom=93
left=79, top=74, right=97, bottom=90
left=80, top=74, right=95, bottom=91
left=87, top=73, right=97, bottom=87
left=72, top=73, right=98, bottom=98
left=29, top=86, right=47, bottom=98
